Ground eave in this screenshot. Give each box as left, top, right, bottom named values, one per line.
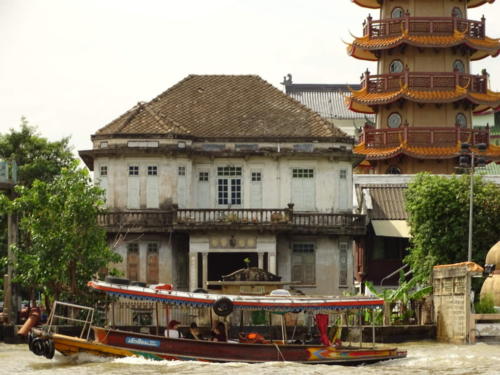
left=352, top=0, right=495, bottom=9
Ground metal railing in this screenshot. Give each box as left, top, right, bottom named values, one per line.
left=46, top=301, right=95, bottom=340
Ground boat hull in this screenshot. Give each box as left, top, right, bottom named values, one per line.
left=30, top=327, right=406, bottom=364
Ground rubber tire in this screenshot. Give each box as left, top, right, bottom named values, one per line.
left=192, top=288, right=208, bottom=294
left=212, top=297, right=233, bottom=317
left=104, top=276, right=130, bottom=285
left=28, top=331, right=35, bottom=352
left=31, top=338, right=45, bottom=356
left=43, top=339, right=55, bottom=359
left=130, top=281, right=147, bottom=287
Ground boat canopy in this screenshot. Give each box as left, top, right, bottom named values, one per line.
left=88, top=281, right=383, bottom=312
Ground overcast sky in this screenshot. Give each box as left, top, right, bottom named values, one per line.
left=1, top=0, right=499, bottom=154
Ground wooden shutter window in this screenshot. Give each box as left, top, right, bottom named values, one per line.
left=147, top=243, right=159, bottom=284
left=127, top=244, right=140, bottom=281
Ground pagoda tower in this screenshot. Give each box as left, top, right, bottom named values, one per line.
left=347, top=0, right=500, bottom=174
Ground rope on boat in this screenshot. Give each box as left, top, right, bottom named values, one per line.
left=273, top=342, right=286, bottom=362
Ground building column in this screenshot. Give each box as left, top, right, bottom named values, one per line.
left=189, top=252, right=198, bottom=292
left=258, top=252, right=264, bottom=270
left=202, top=252, right=208, bottom=289
left=269, top=252, right=277, bottom=274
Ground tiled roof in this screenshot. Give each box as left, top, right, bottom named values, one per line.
left=354, top=141, right=500, bottom=160
left=283, top=83, right=374, bottom=120
left=363, top=185, right=408, bottom=220
left=349, top=33, right=500, bottom=61
left=95, top=75, right=349, bottom=140
left=347, top=86, right=500, bottom=114
left=352, top=0, right=495, bottom=9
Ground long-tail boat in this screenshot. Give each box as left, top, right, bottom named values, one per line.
left=27, top=279, right=407, bottom=365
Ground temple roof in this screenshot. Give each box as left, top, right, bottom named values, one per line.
left=348, top=32, right=500, bottom=61
left=354, top=141, right=500, bottom=160
left=283, top=82, right=372, bottom=120
left=347, top=86, right=500, bottom=114
left=94, top=75, right=349, bottom=141
left=352, top=0, right=495, bottom=9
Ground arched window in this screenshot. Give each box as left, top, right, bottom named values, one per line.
left=387, top=112, right=402, bottom=128
left=386, top=166, right=402, bottom=174
left=453, top=60, right=465, bottom=73
left=456, top=113, right=467, bottom=128
left=391, top=7, right=405, bottom=18
left=452, top=7, right=463, bottom=18
left=389, top=59, right=404, bottom=73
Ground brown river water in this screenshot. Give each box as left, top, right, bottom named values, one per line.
left=1, top=342, right=500, bottom=375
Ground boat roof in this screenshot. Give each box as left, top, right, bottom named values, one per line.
left=88, top=281, right=383, bottom=312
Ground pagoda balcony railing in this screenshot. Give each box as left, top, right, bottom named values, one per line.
left=359, top=125, right=490, bottom=148
left=97, top=207, right=366, bottom=234
left=362, top=15, right=485, bottom=39
left=360, top=71, right=488, bottom=94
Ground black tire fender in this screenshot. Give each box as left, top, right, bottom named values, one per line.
left=104, top=276, right=130, bottom=285
left=192, top=288, right=208, bottom=294
left=212, top=297, right=233, bottom=316
left=43, top=339, right=55, bottom=359
left=31, top=338, right=45, bottom=356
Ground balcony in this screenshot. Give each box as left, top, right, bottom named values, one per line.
left=363, top=15, right=485, bottom=40
left=360, top=70, right=488, bottom=94
left=359, top=125, right=490, bottom=148
left=98, top=207, right=366, bottom=235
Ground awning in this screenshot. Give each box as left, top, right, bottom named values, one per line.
left=371, top=220, right=411, bottom=238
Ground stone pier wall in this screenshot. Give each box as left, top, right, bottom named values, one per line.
left=433, top=262, right=482, bottom=344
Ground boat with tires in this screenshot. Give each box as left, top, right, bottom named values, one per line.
left=26, top=279, right=407, bottom=365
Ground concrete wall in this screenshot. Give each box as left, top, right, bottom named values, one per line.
left=433, top=264, right=475, bottom=344
left=94, top=154, right=354, bottom=213
left=277, top=235, right=354, bottom=295
left=111, top=234, right=174, bottom=284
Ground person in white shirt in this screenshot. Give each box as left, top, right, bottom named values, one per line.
left=165, top=319, right=181, bottom=338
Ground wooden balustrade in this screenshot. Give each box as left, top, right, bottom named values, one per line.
left=362, top=16, right=485, bottom=39
left=97, top=208, right=365, bottom=234
left=361, top=71, right=488, bottom=94
left=360, top=126, right=490, bottom=148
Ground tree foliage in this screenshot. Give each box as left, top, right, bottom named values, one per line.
left=0, top=118, right=75, bottom=279
left=404, top=173, right=500, bottom=281
left=3, top=163, right=121, bottom=305
left=0, top=117, right=74, bottom=187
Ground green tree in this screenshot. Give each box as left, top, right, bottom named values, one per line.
left=0, top=118, right=75, bottom=294
left=1, top=163, right=121, bottom=307
left=404, top=173, right=500, bottom=281
left=0, top=117, right=74, bottom=187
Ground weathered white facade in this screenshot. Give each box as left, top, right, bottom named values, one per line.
left=82, top=75, right=365, bottom=296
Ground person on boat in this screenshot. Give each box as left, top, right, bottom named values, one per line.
left=210, top=321, right=227, bottom=342
left=185, top=322, right=202, bottom=340
left=165, top=319, right=181, bottom=338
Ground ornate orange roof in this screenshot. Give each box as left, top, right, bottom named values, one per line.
left=354, top=141, right=500, bottom=160
left=352, top=0, right=495, bottom=9
left=347, top=86, right=500, bottom=114
left=348, top=32, right=500, bottom=61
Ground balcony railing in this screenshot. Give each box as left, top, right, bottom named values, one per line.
left=360, top=71, right=488, bottom=94
left=362, top=15, right=485, bottom=39
left=359, top=125, right=490, bottom=148
left=98, top=206, right=366, bottom=234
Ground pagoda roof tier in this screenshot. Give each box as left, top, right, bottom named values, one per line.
left=354, top=126, right=500, bottom=160
left=347, top=71, right=500, bottom=114
left=352, top=0, right=495, bottom=10
left=348, top=17, right=500, bottom=61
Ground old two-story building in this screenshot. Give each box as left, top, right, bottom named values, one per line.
left=79, top=75, right=365, bottom=295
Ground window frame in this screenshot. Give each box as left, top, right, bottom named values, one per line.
left=128, top=165, right=139, bottom=176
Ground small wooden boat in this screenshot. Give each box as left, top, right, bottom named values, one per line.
left=27, top=280, right=407, bottom=365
